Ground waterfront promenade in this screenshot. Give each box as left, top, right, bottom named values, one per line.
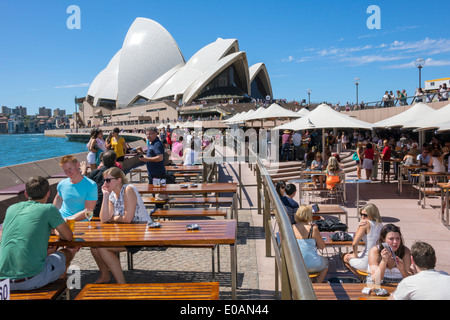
left=65, top=144, right=450, bottom=300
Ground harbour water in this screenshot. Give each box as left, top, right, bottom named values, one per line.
left=0, top=133, right=87, bottom=168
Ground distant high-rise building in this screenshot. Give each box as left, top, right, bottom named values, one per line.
left=38, top=107, right=52, bottom=117
left=1, top=106, right=12, bottom=115
left=53, top=108, right=66, bottom=117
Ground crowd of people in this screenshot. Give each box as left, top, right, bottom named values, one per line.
left=0, top=124, right=215, bottom=290
left=274, top=128, right=450, bottom=299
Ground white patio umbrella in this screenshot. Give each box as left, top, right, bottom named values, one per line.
left=437, top=120, right=450, bottom=132
left=274, top=104, right=373, bottom=155
left=372, top=102, right=436, bottom=128
left=244, top=103, right=302, bottom=121
left=403, top=102, right=450, bottom=130
left=222, top=111, right=245, bottom=123
left=297, top=108, right=311, bottom=116
left=227, top=110, right=256, bottom=124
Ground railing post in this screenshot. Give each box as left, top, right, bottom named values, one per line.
left=264, top=185, right=272, bottom=257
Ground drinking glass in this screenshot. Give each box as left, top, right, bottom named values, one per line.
left=85, top=209, right=94, bottom=229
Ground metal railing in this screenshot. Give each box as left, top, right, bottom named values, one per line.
left=221, top=132, right=316, bottom=300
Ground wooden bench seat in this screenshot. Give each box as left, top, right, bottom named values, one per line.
left=75, top=282, right=220, bottom=300
left=151, top=208, right=228, bottom=218
left=9, top=278, right=69, bottom=300
left=142, top=196, right=233, bottom=206
left=126, top=243, right=221, bottom=277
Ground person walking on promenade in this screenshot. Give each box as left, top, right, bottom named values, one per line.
left=139, top=127, right=167, bottom=182
left=109, top=127, right=127, bottom=165
left=389, top=241, right=450, bottom=300
left=53, top=155, right=98, bottom=220
left=0, top=176, right=76, bottom=291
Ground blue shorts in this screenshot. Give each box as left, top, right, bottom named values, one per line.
left=10, top=251, right=66, bottom=291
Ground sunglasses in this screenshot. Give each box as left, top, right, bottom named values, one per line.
left=104, top=178, right=118, bottom=184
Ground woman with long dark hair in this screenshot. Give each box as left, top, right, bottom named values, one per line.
left=367, top=223, right=412, bottom=284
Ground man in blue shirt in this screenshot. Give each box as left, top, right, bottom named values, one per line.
left=53, top=155, right=97, bottom=220
left=140, top=127, right=166, bottom=181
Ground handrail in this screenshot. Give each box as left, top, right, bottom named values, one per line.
left=221, top=131, right=316, bottom=300
left=252, top=151, right=316, bottom=300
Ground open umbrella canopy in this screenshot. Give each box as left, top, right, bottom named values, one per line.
left=228, top=110, right=256, bottom=124
left=297, top=108, right=311, bottom=116
left=238, top=107, right=266, bottom=121
left=223, top=111, right=246, bottom=123
left=372, top=102, right=436, bottom=128
left=273, top=104, right=373, bottom=131
left=244, top=103, right=302, bottom=121
left=403, top=102, right=450, bottom=130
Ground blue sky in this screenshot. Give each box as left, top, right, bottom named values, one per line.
left=1, top=0, right=449, bottom=115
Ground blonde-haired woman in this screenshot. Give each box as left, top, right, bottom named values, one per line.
left=292, top=205, right=329, bottom=283
left=91, top=167, right=152, bottom=284
left=342, top=203, right=383, bottom=278
left=325, top=156, right=342, bottom=190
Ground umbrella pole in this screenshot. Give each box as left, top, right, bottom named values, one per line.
left=322, top=128, right=325, bottom=157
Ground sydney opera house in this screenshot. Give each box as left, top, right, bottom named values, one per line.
left=78, top=17, right=273, bottom=128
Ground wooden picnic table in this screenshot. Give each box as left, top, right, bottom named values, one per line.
left=417, top=172, right=448, bottom=208
left=397, top=164, right=428, bottom=194
left=130, top=165, right=203, bottom=182
left=313, top=283, right=397, bottom=300
left=321, top=232, right=365, bottom=247
left=312, top=204, right=348, bottom=226
left=48, top=220, right=238, bottom=299
left=134, top=182, right=239, bottom=220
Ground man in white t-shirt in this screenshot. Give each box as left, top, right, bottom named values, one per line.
left=390, top=242, right=450, bottom=300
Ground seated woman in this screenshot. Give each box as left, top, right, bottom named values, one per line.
left=91, top=167, right=152, bottom=284
left=325, top=156, right=341, bottom=190
left=341, top=203, right=383, bottom=279
left=292, top=205, right=329, bottom=283
left=367, top=223, right=412, bottom=285
left=311, top=153, right=324, bottom=188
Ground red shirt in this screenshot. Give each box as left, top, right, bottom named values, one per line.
left=364, top=148, right=374, bottom=160
left=382, top=146, right=391, bottom=160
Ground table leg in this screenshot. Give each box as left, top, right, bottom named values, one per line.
left=231, top=244, right=237, bottom=300
left=356, top=183, right=360, bottom=217
left=233, top=193, right=239, bottom=222
left=446, top=189, right=449, bottom=226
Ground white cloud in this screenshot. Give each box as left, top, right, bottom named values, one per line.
left=282, top=56, right=294, bottom=62
left=384, top=58, right=450, bottom=69
left=54, top=83, right=90, bottom=89
left=388, top=38, right=450, bottom=55
left=340, top=55, right=406, bottom=66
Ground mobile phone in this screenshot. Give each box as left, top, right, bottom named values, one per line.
left=148, top=222, right=161, bottom=228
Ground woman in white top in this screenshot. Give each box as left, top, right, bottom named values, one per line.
left=367, top=224, right=412, bottom=284
left=428, top=149, right=446, bottom=173
left=183, top=140, right=199, bottom=165
left=342, top=203, right=383, bottom=277
left=87, top=128, right=100, bottom=171
left=91, top=167, right=152, bottom=284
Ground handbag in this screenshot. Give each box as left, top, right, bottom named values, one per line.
left=352, top=152, right=359, bottom=161
left=314, top=218, right=348, bottom=232
left=331, top=231, right=353, bottom=241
